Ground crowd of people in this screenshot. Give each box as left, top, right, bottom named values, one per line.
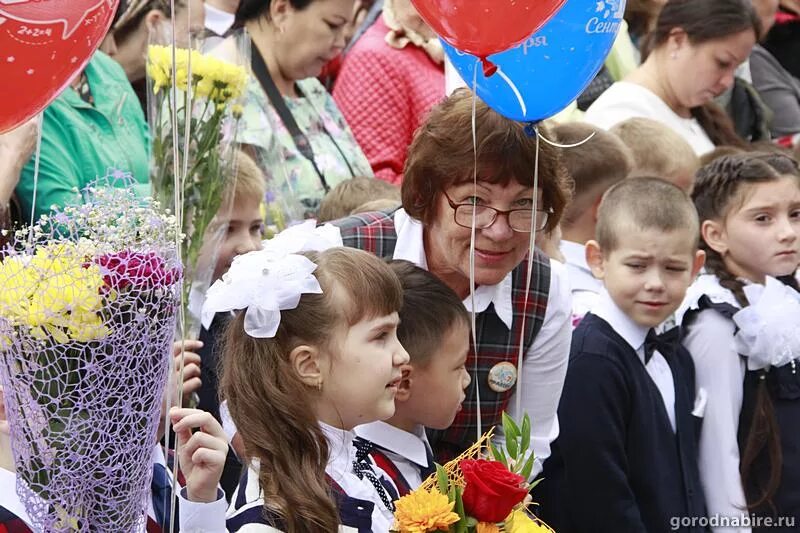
left=2, top=0, right=800, bottom=531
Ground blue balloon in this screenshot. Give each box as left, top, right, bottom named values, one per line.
left=444, top=0, right=627, bottom=122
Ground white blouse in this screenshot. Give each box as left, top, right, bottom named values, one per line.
left=585, top=81, right=716, bottom=156
left=677, top=274, right=749, bottom=533
left=179, top=424, right=395, bottom=532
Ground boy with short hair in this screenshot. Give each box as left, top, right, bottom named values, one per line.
left=540, top=177, right=708, bottom=533
left=554, top=122, right=633, bottom=325
left=610, top=117, right=700, bottom=193
left=355, top=260, right=471, bottom=494
left=317, top=177, right=401, bottom=223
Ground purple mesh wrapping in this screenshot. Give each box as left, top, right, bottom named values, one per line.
left=0, top=178, right=181, bottom=532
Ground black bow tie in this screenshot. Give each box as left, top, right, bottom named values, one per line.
left=643, top=327, right=680, bottom=363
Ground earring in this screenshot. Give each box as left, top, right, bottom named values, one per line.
left=317, top=380, right=323, bottom=391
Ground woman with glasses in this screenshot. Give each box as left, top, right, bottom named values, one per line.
left=333, top=88, right=572, bottom=470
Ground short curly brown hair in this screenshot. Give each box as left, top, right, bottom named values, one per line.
left=401, top=89, right=569, bottom=232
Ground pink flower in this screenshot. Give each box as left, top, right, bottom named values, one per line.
left=95, top=251, right=181, bottom=290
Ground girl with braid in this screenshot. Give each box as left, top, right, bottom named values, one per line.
left=678, top=152, right=800, bottom=532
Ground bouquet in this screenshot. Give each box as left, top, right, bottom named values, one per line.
left=392, top=413, right=553, bottom=533
left=0, top=178, right=181, bottom=532
left=147, top=38, right=248, bottom=338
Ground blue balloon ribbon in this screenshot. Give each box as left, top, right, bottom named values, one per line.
left=444, top=0, right=627, bottom=122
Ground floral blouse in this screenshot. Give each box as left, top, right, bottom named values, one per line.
left=238, top=76, right=373, bottom=219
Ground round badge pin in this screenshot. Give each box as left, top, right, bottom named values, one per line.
left=488, top=362, right=518, bottom=393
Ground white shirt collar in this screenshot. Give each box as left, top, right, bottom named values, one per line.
left=204, top=3, right=235, bottom=36
left=392, top=209, right=515, bottom=330
left=676, top=273, right=742, bottom=325
left=591, top=289, right=649, bottom=356
left=321, top=422, right=356, bottom=476
left=355, top=421, right=430, bottom=468
left=559, top=240, right=601, bottom=293
left=560, top=240, right=590, bottom=272
left=0, top=468, right=34, bottom=527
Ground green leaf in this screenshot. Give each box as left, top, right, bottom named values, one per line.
left=520, top=451, right=536, bottom=482
left=454, top=486, right=467, bottom=533
left=506, top=432, right=519, bottom=460
left=503, top=412, right=521, bottom=441
left=489, top=441, right=505, bottom=465
left=497, top=445, right=508, bottom=466
left=466, top=517, right=478, bottom=528
left=437, top=464, right=449, bottom=496
left=529, top=476, right=544, bottom=491
left=520, top=413, right=531, bottom=454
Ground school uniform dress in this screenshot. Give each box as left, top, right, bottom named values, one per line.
left=333, top=208, right=572, bottom=473
left=679, top=274, right=800, bottom=533
left=179, top=423, right=398, bottom=532
left=559, top=240, right=601, bottom=328
left=540, top=290, right=707, bottom=533
left=354, top=421, right=437, bottom=495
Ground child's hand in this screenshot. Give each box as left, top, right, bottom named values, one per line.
left=156, top=340, right=203, bottom=441
left=170, top=407, right=228, bottom=503
left=171, top=339, right=203, bottom=401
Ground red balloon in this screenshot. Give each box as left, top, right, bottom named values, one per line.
left=411, top=0, right=567, bottom=65
left=0, top=0, right=118, bottom=134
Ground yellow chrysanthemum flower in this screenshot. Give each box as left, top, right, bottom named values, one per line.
left=393, top=489, right=460, bottom=533
left=0, top=242, right=109, bottom=343
left=504, top=510, right=552, bottom=533
left=475, top=522, right=501, bottom=533
left=146, top=45, right=247, bottom=107
left=0, top=257, right=38, bottom=321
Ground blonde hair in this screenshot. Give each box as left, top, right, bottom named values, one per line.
left=318, top=177, right=400, bottom=222
left=596, top=176, right=699, bottom=252
left=219, top=247, right=403, bottom=533
left=351, top=198, right=402, bottom=215
left=610, top=118, right=700, bottom=185
left=553, top=122, right=633, bottom=227
left=223, top=149, right=267, bottom=205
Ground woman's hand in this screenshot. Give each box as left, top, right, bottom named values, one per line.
left=170, top=407, right=229, bottom=503
left=0, top=116, right=40, bottom=203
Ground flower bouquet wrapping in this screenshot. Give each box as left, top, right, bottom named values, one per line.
left=393, top=413, right=553, bottom=533
left=147, top=36, right=248, bottom=338
left=0, top=178, right=181, bottom=532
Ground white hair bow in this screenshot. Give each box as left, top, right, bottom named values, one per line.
left=201, top=221, right=343, bottom=338
left=733, top=276, right=800, bottom=370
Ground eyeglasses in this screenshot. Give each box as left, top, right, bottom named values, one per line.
left=442, top=190, right=554, bottom=233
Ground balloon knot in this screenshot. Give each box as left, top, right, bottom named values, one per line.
left=524, top=122, right=539, bottom=137
left=480, top=57, right=498, bottom=77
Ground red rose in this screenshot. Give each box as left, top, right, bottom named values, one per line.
left=460, top=459, right=528, bottom=523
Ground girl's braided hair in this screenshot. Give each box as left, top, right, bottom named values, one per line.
left=692, top=151, right=799, bottom=510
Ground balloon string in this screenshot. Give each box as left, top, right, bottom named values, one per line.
left=27, top=112, right=43, bottom=246
left=515, top=127, right=540, bottom=424
left=469, top=64, right=481, bottom=444
left=166, top=1, right=185, bottom=532
left=495, top=66, right=527, bottom=118
left=536, top=129, right=596, bottom=149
